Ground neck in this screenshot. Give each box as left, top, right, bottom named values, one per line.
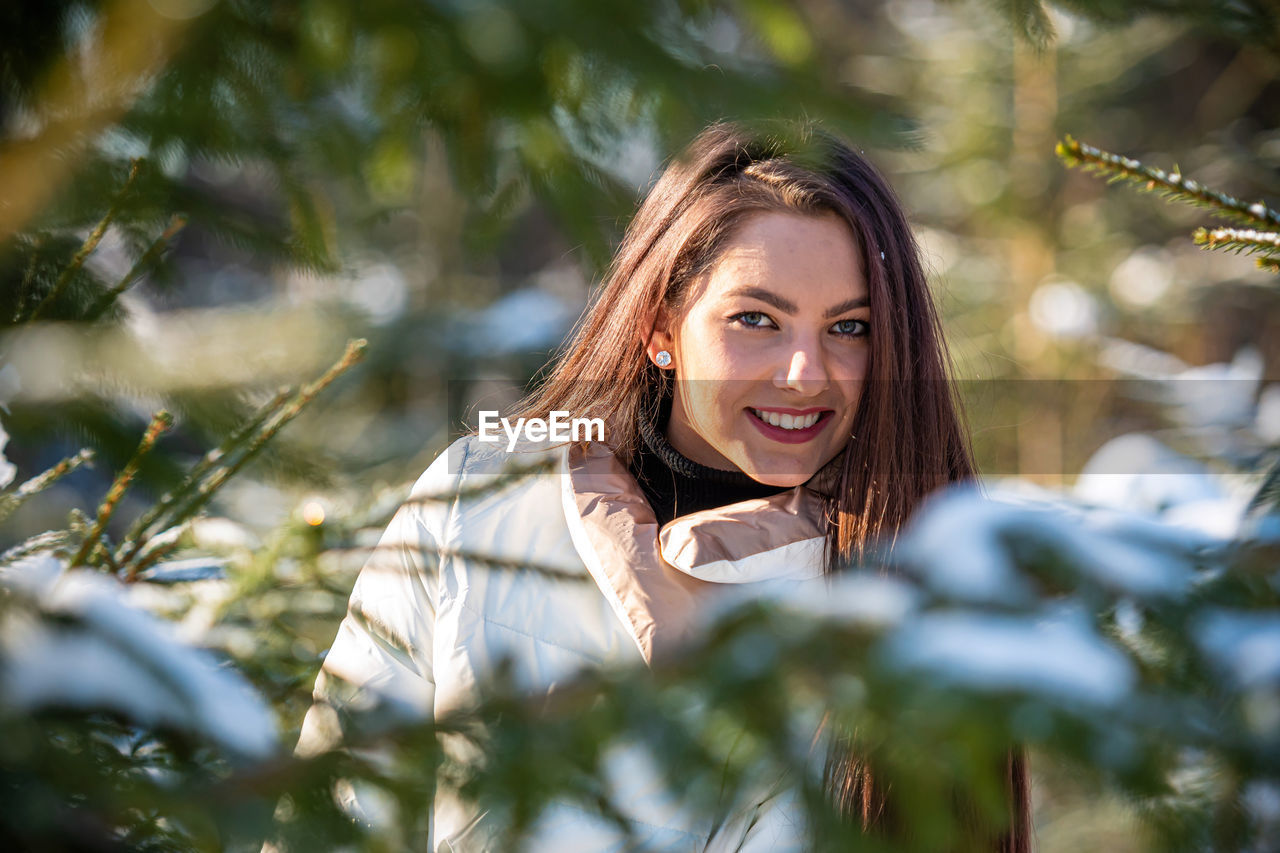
left=629, top=391, right=788, bottom=525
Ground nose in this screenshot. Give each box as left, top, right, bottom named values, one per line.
left=775, top=338, right=829, bottom=396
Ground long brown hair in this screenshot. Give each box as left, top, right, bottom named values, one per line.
left=514, top=119, right=1032, bottom=851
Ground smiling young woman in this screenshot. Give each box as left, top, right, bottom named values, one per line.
left=646, top=209, right=869, bottom=488
left=295, top=120, right=1033, bottom=852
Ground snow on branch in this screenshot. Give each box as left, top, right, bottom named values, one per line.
left=0, top=554, right=277, bottom=760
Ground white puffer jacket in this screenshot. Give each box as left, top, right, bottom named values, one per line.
left=297, top=433, right=832, bottom=851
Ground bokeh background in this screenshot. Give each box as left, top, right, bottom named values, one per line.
left=3, top=1, right=1280, bottom=850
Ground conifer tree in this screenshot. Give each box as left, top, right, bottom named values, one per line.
left=1, top=2, right=1279, bottom=851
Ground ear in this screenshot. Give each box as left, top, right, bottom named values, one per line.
left=643, top=305, right=676, bottom=368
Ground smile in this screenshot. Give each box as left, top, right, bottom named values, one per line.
left=747, top=407, right=834, bottom=444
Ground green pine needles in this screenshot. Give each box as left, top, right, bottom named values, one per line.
left=1057, top=135, right=1280, bottom=273
left=0, top=339, right=367, bottom=580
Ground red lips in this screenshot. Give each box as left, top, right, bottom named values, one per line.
left=746, top=407, right=834, bottom=444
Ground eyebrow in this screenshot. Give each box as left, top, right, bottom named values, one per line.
left=727, top=286, right=869, bottom=319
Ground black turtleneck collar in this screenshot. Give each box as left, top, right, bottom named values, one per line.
left=628, top=388, right=789, bottom=526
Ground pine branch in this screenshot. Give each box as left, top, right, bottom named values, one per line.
left=1193, top=226, right=1280, bottom=273
left=400, top=455, right=561, bottom=505
left=84, top=531, right=124, bottom=576
left=0, top=449, right=96, bottom=523
left=0, top=530, right=73, bottom=566
left=27, top=158, right=145, bottom=323
left=84, top=214, right=188, bottom=322
left=96, top=535, right=124, bottom=575
left=71, top=410, right=173, bottom=570
left=116, top=386, right=292, bottom=566
left=125, top=536, right=183, bottom=583
left=1246, top=455, right=1280, bottom=518
left=180, top=387, right=294, bottom=493
left=12, top=235, right=45, bottom=324
left=67, top=507, right=91, bottom=539
left=324, top=542, right=592, bottom=586
left=440, top=548, right=591, bottom=585
left=1056, top=135, right=1280, bottom=229
left=118, top=341, right=365, bottom=572
left=167, top=339, right=365, bottom=514
left=1194, top=226, right=1280, bottom=255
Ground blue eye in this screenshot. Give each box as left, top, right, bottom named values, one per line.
left=831, top=319, right=869, bottom=338
left=732, top=311, right=775, bottom=329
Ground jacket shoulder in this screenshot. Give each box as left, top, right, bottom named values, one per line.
left=421, top=433, right=567, bottom=481
left=403, top=435, right=566, bottom=530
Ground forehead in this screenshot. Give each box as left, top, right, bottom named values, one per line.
left=701, top=210, right=866, bottom=298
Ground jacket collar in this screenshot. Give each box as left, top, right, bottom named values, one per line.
left=559, top=440, right=828, bottom=665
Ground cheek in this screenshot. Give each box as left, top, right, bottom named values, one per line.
left=833, top=346, right=869, bottom=381
left=676, top=322, right=759, bottom=430
left=675, top=319, right=734, bottom=379
left=829, top=351, right=868, bottom=423
left=691, top=384, right=732, bottom=438
left=835, top=349, right=869, bottom=390
left=700, top=343, right=777, bottom=391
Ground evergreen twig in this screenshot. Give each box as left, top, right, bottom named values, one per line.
left=1056, top=136, right=1280, bottom=229
left=400, top=455, right=561, bottom=505
left=323, top=542, right=592, bottom=586
left=0, top=530, right=72, bottom=566
left=94, top=534, right=123, bottom=575
left=28, top=159, right=145, bottom=323
left=12, top=235, right=44, bottom=323
left=439, top=548, right=591, bottom=584
left=0, top=449, right=95, bottom=523
left=117, top=386, right=292, bottom=566
left=71, top=410, right=173, bottom=570
left=1194, top=227, right=1280, bottom=254
left=1194, top=227, right=1280, bottom=272
left=79, top=531, right=124, bottom=575
left=170, top=339, right=365, bottom=513
left=125, top=536, right=184, bottom=583
left=1245, top=456, right=1280, bottom=518
left=67, top=507, right=91, bottom=537
left=119, top=341, right=366, bottom=571
left=85, top=214, right=189, bottom=322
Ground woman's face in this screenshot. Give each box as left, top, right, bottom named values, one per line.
left=648, top=209, right=870, bottom=488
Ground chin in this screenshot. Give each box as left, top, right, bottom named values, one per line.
left=740, top=461, right=817, bottom=489
left=759, top=474, right=810, bottom=489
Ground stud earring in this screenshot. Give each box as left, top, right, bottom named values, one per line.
left=654, top=350, right=672, bottom=368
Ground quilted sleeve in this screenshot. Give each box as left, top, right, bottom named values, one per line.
left=296, top=440, right=464, bottom=759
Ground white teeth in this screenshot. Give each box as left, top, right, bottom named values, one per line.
left=752, top=409, right=822, bottom=429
